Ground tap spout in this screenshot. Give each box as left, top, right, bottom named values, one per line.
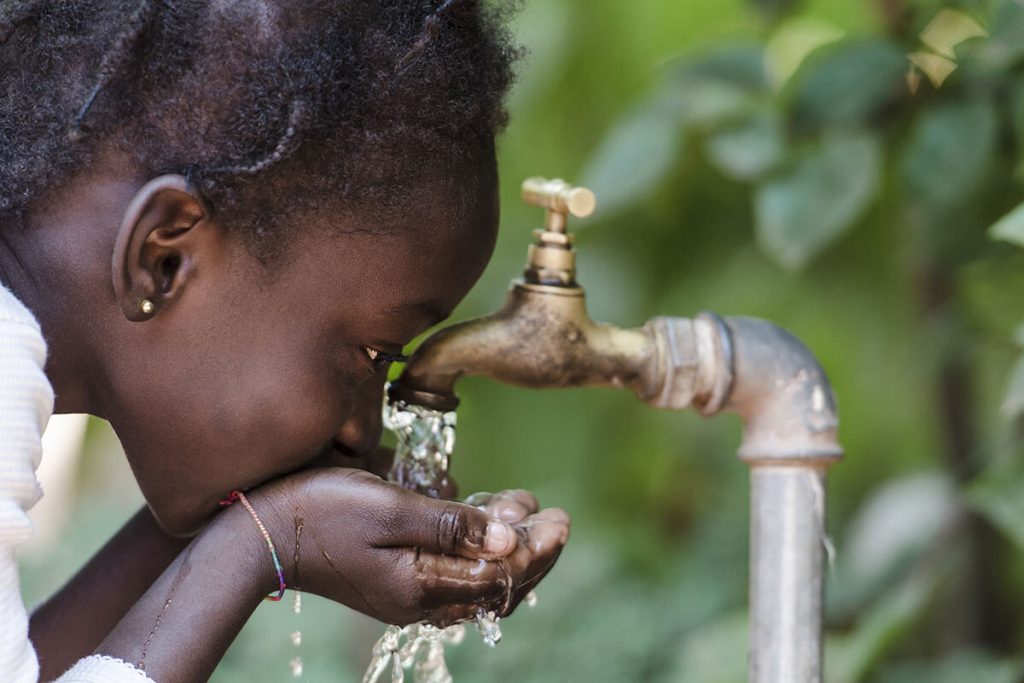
left=388, top=282, right=657, bottom=411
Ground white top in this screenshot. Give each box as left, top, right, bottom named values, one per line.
left=0, top=285, right=156, bottom=682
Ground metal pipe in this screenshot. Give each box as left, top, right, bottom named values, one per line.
left=701, top=316, right=840, bottom=683
left=656, top=315, right=840, bottom=683
left=749, top=465, right=829, bottom=683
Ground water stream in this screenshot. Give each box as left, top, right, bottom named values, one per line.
left=363, top=392, right=516, bottom=683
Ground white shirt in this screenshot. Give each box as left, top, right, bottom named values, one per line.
left=0, top=285, right=156, bottom=682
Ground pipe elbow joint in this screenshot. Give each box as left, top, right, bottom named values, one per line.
left=643, top=314, right=841, bottom=464
left=721, top=316, right=842, bottom=465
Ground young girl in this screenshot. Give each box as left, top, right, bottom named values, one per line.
left=0, top=1, right=570, bottom=681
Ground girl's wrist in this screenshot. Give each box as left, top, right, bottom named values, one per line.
left=208, top=499, right=286, bottom=604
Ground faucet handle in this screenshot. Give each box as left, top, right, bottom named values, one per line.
left=520, top=177, right=594, bottom=287
left=521, top=177, right=596, bottom=233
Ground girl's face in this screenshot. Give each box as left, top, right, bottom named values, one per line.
left=111, top=169, right=499, bottom=536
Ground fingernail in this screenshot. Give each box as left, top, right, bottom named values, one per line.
left=485, top=520, right=514, bottom=554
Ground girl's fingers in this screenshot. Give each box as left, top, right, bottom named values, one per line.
left=383, top=487, right=517, bottom=559
left=401, top=506, right=571, bottom=622
left=411, top=553, right=508, bottom=611
left=516, top=507, right=571, bottom=554
left=484, top=489, right=540, bottom=523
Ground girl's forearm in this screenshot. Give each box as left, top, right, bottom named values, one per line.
left=29, top=507, right=190, bottom=679
left=94, top=503, right=270, bottom=683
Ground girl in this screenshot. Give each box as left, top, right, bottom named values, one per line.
left=0, top=1, right=570, bottom=681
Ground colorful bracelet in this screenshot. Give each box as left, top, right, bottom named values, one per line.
left=221, top=490, right=287, bottom=601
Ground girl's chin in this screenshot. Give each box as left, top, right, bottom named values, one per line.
left=149, top=498, right=218, bottom=538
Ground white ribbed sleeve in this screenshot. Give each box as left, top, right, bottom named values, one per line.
left=0, top=286, right=154, bottom=683
left=57, top=655, right=156, bottom=682
left=0, top=285, right=53, bottom=683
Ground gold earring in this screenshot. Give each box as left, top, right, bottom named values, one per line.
left=140, top=299, right=155, bottom=315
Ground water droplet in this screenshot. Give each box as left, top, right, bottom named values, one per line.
left=524, top=591, right=538, bottom=608
left=289, top=657, right=303, bottom=678
left=475, top=610, right=502, bottom=647
left=290, top=630, right=302, bottom=647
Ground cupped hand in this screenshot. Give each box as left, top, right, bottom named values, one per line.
left=249, top=469, right=569, bottom=626
left=465, top=489, right=570, bottom=615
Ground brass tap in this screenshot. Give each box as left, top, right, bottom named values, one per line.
left=388, top=178, right=663, bottom=411
left=389, top=176, right=840, bottom=464
left=520, top=177, right=595, bottom=287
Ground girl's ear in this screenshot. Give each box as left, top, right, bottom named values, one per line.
left=112, top=175, right=212, bottom=322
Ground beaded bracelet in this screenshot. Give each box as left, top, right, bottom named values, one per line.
left=220, top=490, right=287, bottom=601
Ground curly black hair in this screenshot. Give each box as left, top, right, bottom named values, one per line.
left=0, top=0, right=518, bottom=256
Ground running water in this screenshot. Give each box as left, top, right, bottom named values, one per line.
left=363, top=392, right=533, bottom=683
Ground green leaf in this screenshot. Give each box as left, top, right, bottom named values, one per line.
left=765, top=16, right=845, bottom=87
left=974, top=0, right=1024, bottom=70
left=754, top=130, right=881, bottom=270
left=580, top=101, right=682, bottom=218
left=967, top=457, right=1024, bottom=551
left=827, top=569, right=945, bottom=683
left=1010, top=76, right=1024, bottom=152
left=901, top=99, right=997, bottom=208
left=704, top=107, right=785, bottom=181
left=788, top=38, right=907, bottom=128
left=669, top=43, right=768, bottom=93
left=828, top=473, right=955, bottom=618
left=989, top=201, right=1024, bottom=247
left=664, top=44, right=767, bottom=128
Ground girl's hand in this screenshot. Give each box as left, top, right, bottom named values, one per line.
left=469, top=489, right=570, bottom=613
left=251, top=469, right=569, bottom=626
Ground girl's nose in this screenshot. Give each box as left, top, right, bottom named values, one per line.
left=334, top=384, right=385, bottom=458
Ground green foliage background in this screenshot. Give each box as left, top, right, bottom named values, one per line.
left=19, top=0, right=1024, bottom=680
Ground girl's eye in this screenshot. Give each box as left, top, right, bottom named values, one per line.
left=362, top=346, right=410, bottom=370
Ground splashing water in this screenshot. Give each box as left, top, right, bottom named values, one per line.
left=384, top=398, right=457, bottom=498
left=364, top=393, right=536, bottom=682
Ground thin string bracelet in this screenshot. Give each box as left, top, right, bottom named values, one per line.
left=220, top=490, right=287, bottom=601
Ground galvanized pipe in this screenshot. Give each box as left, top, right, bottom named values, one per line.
left=749, top=465, right=828, bottom=683
left=717, top=316, right=839, bottom=683
left=645, top=315, right=840, bottom=683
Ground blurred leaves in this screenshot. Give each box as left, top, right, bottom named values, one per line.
left=901, top=99, right=997, bottom=208
left=827, top=568, right=944, bottom=683
left=754, top=130, right=881, bottom=270
left=828, top=473, right=957, bottom=619
left=580, top=99, right=683, bottom=218
left=990, top=201, right=1024, bottom=247
left=975, top=0, right=1024, bottom=70
left=967, top=456, right=1024, bottom=552
left=918, top=9, right=987, bottom=59
left=669, top=43, right=769, bottom=108
left=764, top=16, right=844, bottom=88
left=787, top=39, right=907, bottom=128
left=1000, top=352, right=1024, bottom=420
left=705, top=106, right=785, bottom=181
